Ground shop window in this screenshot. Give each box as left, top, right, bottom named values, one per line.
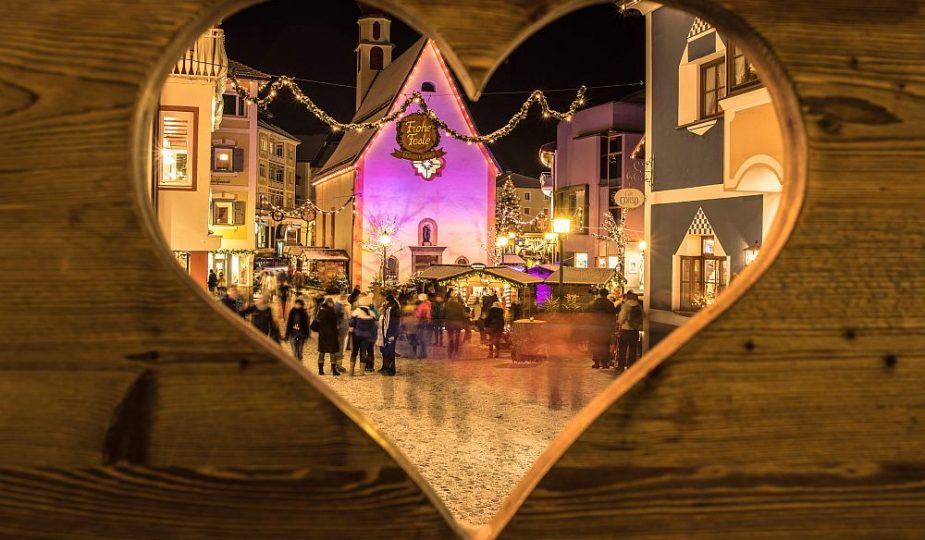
left=157, top=107, right=197, bottom=189
left=385, top=256, right=399, bottom=280
left=700, top=58, right=726, bottom=118
left=679, top=236, right=727, bottom=312
left=455, top=256, right=469, bottom=265
left=599, top=135, right=623, bottom=187
left=728, top=42, right=760, bottom=92
left=222, top=93, right=245, bottom=117
left=287, top=225, right=301, bottom=245
left=421, top=81, right=436, bottom=92
left=419, top=218, right=438, bottom=246
left=575, top=253, right=589, bottom=268
left=370, top=47, right=384, bottom=70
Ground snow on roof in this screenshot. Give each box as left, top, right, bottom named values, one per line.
left=498, top=172, right=542, bottom=189
left=229, top=59, right=271, bottom=80
left=258, top=119, right=300, bottom=142
left=543, top=267, right=621, bottom=285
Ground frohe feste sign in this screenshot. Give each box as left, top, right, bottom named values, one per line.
left=392, top=112, right=447, bottom=161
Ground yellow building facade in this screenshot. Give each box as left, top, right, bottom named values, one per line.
left=256, top=121, right=306, bottom=266
left=153, top=27, right=227, bottom=289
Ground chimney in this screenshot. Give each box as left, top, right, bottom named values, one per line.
left=355, top=11, right=394, bottom=111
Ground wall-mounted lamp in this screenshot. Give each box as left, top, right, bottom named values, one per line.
left=744, top=240, right=761, bottom=266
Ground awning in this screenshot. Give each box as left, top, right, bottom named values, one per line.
left=501, top=253, right=526, bottom=265
left=285, top=247, right=350, bottom=261
left=416, top=265, right=471, bottom=281
left=543, top=267, right=622, bottom=285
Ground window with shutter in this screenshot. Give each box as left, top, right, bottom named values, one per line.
left=232, top=147, right=245, bottom=171
left=233, top=201, right=246, bottom=225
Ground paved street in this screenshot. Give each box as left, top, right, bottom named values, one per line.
left=298, top=335, right=620, bottom=527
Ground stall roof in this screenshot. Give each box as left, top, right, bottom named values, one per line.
left=544, top=267, right=620, bottom=285
left=285, top=247, right=350, bottom=261
left=417, top=264, right=543, bottom=286
left=501, top=253, right=526, bottom=265
left=416, top=265, right=471, bottom=281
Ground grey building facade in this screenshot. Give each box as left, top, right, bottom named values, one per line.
left=641, top=5, right=785, bottom=348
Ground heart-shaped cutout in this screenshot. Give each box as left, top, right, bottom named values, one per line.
left=144, top=0, right=801, bottom=535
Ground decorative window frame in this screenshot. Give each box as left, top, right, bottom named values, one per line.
left=156, top=105, right=198, bottom=191
left=677, top=25, right=727, bottom=136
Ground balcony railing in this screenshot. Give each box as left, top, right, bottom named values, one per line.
left=172, top=28, right=227, bottom=80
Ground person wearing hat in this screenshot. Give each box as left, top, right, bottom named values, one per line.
left=348, top=295, right=378, bottom=375
left=284, top=298, right=310, bottom=365
left=412, top=293, right=432, bottom=359
left=484, top=301, right=506, bottom=358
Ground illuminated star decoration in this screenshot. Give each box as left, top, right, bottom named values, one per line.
left=412, top=158, right=445, bottom=180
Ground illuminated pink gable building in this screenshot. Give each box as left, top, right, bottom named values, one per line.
left=312, top=13, right=498, bottom=288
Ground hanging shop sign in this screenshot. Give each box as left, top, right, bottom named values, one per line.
left=612, top=188, right=645, bottom=209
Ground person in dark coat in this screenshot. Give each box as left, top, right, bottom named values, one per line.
left=220, top=286, right=246, bottom=316
left=377, top=293, right=401, bottom=376
left=484, top=301, right=506, bottom=358
left=431, top=295, right=446, bottom=346
left=588, top=288, right=618, bottom=369
left=348, top=295, right=377, bottom=375
left=285, top=299, right=309, bottom=364
left=444, top=293, right=468, bottom=358
left=347, top=286, right=361, bottom=307
left=510, top=299, right=523, bottom=322
left=315, top=298, right=341, bottom=376
left=208, top=270, right=218, bottom=293
left=244, top=295, right=281, bottom=343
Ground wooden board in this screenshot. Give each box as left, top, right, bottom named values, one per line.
left=1, top=0, right=924, bottom=538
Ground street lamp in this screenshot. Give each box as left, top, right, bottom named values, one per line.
left=378, top=233, right=392, bottom=282
left=552, top=218, right=571, bottom=300
left=495, top=235, right=509, bottom=264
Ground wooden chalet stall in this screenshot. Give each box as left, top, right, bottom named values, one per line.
left=417, top=264, right=542, bottom=314
left=535, top=266, right=626, bottom=306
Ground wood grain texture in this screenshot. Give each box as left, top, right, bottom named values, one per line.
left=2, top=0, right=924, bottom=538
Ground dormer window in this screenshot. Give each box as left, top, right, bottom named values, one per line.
left=421, top=82, right=436, bottom=92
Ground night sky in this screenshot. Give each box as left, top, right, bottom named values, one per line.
left=222, top=2, right=645, bottom=177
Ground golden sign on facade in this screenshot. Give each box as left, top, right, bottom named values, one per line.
left=392, top=112, right=447, bottom=161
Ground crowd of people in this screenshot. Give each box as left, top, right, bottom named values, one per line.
left=216, top=270, right=643, bottom=377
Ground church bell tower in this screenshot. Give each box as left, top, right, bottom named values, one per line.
left=356, top=12, right=394, bottom=111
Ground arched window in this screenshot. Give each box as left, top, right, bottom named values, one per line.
left=370, top=47, right=384, bottom=70
left=385, top=256, right=399, bottom=280
left=455, top=256, right=469, bottom=266
left=418, top=218, right=437, bottom=246
left=372, top=22, right=381, bottom=40
left=421, top=81, right=436, bottom=92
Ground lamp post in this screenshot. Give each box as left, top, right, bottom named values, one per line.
left=495, top=235, right=509, bottom=265
left=378, top=233, right=392, bottom=283
left=553, top=218, right=571, bottom=301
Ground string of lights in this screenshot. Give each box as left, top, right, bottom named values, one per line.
left=228, top=72, right=588, bottom=144
left=259, top=194, right=356, bottom=221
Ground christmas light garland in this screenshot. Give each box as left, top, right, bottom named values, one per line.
left=259, top=194, right=356, bottom=221
left=229, top=72, right=587, bottom=144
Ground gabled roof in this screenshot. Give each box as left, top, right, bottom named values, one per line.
left=229, top=59, right=271, bottom=80
left=295, top=134, right=329, bottom=162
left=315, top=38, right=428, bottom=178
left=498, top=172, right=542, bottom=190
left=416, top=264, right=542, bottom=286
left=258, top=119, right=300, bottom=143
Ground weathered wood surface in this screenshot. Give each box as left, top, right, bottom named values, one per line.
left=1, top=0, right=923, bottom=538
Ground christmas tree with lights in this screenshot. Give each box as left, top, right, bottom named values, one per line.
left=496, top=177, right=522, bottom=236
left=595, top=209, right=627, bottom=272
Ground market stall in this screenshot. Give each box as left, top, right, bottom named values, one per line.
left=416, top=263, right=543, bottom=314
